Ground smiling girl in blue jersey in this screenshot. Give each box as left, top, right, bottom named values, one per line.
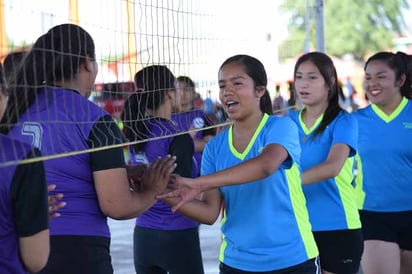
left=353, top=51, right=412, bottom=274
left=158, top=54, right=320, bottom=274
left=288, top=52, right=363, bottom=274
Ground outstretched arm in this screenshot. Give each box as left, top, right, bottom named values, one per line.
left=301, top=143, right=350, bottom=185
left=161, top=188, right=222, bottom=223
left=158, top=143, right=288, bottom=211
left=188, top=143, right=287, bottom=190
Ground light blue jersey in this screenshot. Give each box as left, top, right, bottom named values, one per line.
left=201, top=114, right=318, bottom=271
left=353, top=97, right=412, bottom=212
left=289, top=110, right=361, bottom=231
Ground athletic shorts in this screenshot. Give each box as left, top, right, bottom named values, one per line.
left=360, top=210, right=412, bottom=250
left=134, top=226, right=204, bottom=274
left=313, top=229, right=363, bottom=274
left=38, top=235, right=113, bottom=274
left=219, top=257, right=320, bottom=274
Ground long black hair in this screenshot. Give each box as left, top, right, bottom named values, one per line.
left=121, top=65, right=175, bottom=151
left=0, top=23, right=95, bottom=134
left=220, top=55, right=273, bottom=115
left=294, top=52, right=342, bottom=138
left=0, top=63, right=6, bottom=95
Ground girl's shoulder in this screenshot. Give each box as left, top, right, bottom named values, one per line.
left=266, top=114, right=297, bottom=130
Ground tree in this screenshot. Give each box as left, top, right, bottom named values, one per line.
left=278, top=0, right=410, bottom=61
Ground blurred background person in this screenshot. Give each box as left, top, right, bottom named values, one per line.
left=173, top=75, right=215, bottom=177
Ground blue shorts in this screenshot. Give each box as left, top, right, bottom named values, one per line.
left=360, top=210, right=412, bottom=250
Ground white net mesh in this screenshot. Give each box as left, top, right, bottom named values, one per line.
left=0, top=0, right=283, bottom=167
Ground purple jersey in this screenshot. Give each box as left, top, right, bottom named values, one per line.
left=136, top=118, right=198, bottom=230
left=7, top=87, right=111, bottom=237
left=0, top=134, right=47, bottom=273
left=172, top=109, right=211, bottom=177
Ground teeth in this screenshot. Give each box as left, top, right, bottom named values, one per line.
left=370, top=90, right=380, bottom=95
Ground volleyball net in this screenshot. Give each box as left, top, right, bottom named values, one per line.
left=0, top=0, right=286, bottom=167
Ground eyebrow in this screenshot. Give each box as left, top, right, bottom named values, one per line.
left=295, top=71, right=318, bottom=75
left=219, top=75, right=246, bottom=82
left=365, top=70, right=388, bottom=76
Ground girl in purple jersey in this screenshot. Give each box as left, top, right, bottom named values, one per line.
left=122, top=65, right=204, bottom=274
left=0, top=24, right=176, bottom=274
left=0, top=63, right=50, bottom=273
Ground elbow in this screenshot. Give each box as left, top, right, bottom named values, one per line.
left=103, top=208, right=135, bottom=220
left=203, top=219, right=217, bottom=225
left=26, top=260, right=48, bottom=274
left=260, top=164, right=277, bottom=178
left=200, top=215, right=218, bottom=225
left=100, top=205, right=134, bottom=220
left=24, top=251, right=49, bottom=274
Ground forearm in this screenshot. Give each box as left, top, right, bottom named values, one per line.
left=301, top=162, right=342, bottom=185
left=19, top=229, right=50, bottom=273
left=162, top=189, right=221, bottom=224
left=198, top=156, right=281, bottom=191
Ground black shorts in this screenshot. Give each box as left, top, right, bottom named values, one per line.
left=38, top=235, right=113, bottom=274
left=360, top=210, right=412, bottom=250
left=134, top=226, right=204, bottom=274
left=313, top=229, right=363, bottom=274
left=219, top=257, right=320, bottom=274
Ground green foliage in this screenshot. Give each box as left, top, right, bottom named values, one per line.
left=279, top=0, right=410, bottom=61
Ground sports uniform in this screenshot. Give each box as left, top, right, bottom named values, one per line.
left=0, top=135, right=48, bottom=274
left=134, top=117, right=204, bottom=274
left=202, top=113, right=318, bottom=272
left=172, top=108, right=215, bottom=177
left=7, top=87, right=125, bottom=274
left=289, top=110, right=363, bottom=274
left=354, top=97, right=412, bottom=249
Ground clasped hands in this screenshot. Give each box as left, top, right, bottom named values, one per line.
left=127, top=155, right=202, bottom=212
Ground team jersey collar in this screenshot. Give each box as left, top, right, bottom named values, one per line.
left=298, top=108, right=324, bottom=135
left=371, top=96, right=408, bottom=123
left=228, top=113, right=269, bottom=160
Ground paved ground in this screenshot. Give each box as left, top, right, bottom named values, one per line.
left=109, top=218, right=221, bottom=274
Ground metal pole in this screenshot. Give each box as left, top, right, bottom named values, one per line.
left=314, top=0, right=325, bottom=52
left=304, top=0, right=311, bottom=52
left=0, top=0, right=8, bottom=59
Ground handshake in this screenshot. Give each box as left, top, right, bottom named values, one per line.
left=126, top=155, right=177, bottom=194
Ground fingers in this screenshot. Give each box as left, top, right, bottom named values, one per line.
left=47, top=184, right=56, bottom=192
left=156, top=155, right=177, bottom=175
left=49, top=200, right=66, bottom=219
left=48, top=193, right=64, bottom=204
left=126, top=164, right=147, bottom=182
left=156, top=190, right=179, bottom=200
left=48, top=185, right=66, bottom=219
left=171, top=200, right=187, bottom=213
